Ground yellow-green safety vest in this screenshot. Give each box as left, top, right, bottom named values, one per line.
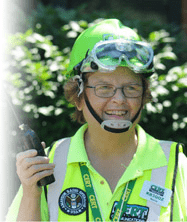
left=43, top=138, right=182, bottom=221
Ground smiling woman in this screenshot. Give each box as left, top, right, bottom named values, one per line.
left=6, top=18, right=187, bottom=222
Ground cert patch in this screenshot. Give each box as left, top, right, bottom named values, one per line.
left=59, top=188, right=87, bottom=215
left=110, top=201, right=149, bottom=221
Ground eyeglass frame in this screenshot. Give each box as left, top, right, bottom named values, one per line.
left=86, top=84, right=144, bottom=98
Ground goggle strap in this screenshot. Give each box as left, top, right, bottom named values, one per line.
left=74, top=49, right=90, bottom=75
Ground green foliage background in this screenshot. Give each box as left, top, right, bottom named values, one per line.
left=5, top=3, right=187, bottom=154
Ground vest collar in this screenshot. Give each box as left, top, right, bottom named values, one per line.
left=67, top=124, right=168, bottom=172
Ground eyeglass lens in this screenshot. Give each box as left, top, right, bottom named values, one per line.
left=95, top=84, right=143, bottom=98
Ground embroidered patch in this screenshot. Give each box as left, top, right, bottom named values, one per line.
left=110, top=201, right=149, bottom=221
left=59, top=188, right=87, bottom=215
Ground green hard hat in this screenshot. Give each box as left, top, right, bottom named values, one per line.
left=67, top=19, right=152, bottom=75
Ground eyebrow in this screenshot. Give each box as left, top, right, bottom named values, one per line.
left=88, top=74, right=142, bottom=85
left=92, top=79, right=142, bottom=85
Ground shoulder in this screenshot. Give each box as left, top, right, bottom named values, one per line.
left=175, top=147, right=187, bottom=196
left=168, top=142, right=187, bottom=182
left=45, top=137, right=71, bottom=157
left=178, top=150, right=187, bottom=172
left=159, top=141, right=186, bottom=161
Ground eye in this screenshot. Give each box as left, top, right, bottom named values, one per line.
left=96, top=85, right=114, bottom=97
left=126, top=85, right=137, bottom=91
left=126, top=84, right=142, bottom=91
left=97, top=85, right=113, bottom=91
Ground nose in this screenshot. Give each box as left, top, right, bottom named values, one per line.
left=111, top=88, right=127, bottom=104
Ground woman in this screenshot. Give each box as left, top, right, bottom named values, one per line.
left=6, top=19, right=187, bottom=222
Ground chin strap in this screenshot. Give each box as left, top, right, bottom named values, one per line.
left=84, top=92, right=142, bottom=133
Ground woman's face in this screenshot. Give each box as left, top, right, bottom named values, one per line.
left=79, top=67, right=143, bottom=127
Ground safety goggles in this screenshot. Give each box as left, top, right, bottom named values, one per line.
left=80, top=39, right=154, bottom=73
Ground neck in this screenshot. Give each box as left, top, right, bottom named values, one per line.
left=84, top=123, right=138, bottom=159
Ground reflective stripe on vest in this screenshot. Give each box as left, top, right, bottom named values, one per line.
left=147, top=141, right=172, bottom=221
left=48, top=138, right=71, bottom=221
left=47, top=139, right=174, bottom=221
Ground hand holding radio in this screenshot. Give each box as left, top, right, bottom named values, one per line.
left=19, top=124, right=55, bottom=186
left=16, top=139, right=55, bottom=197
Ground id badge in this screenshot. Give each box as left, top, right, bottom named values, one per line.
left=140, top=181, right=172, bottom=207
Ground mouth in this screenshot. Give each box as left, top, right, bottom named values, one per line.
left=105, top=110, right=128, bottom=119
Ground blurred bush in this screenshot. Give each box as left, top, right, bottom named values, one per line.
left=5, top=3, right=187, bottom=154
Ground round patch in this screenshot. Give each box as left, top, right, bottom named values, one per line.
left=59, top=187, right=87, bottom=215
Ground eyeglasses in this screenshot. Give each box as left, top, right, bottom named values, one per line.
left=80, top=39, right=154, bottom=74
left=86, top=84, right=143, bottom=98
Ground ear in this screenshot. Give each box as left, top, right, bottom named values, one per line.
left=75, top=97, right=84, bottom=111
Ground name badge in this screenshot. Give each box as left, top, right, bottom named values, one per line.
left=140, top=181, right=172, bottom=207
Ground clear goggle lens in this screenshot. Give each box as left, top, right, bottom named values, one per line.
left=80, top=39, right=154, bottom=73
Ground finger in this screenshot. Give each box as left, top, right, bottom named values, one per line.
left=17, top=159, right=54, bottom=179
left=22, top=163, right=55, bottom=179
left=17, top=155, right=50, bottom=173
left=23, top=156, right=50, bottom=169
left=16, top=149, right=37, bottom=162
left=26, top=169, right=54, bottom=186
left=27, top=163, right=55, bottom=177
left=41, top=141, right=46, bottom=149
